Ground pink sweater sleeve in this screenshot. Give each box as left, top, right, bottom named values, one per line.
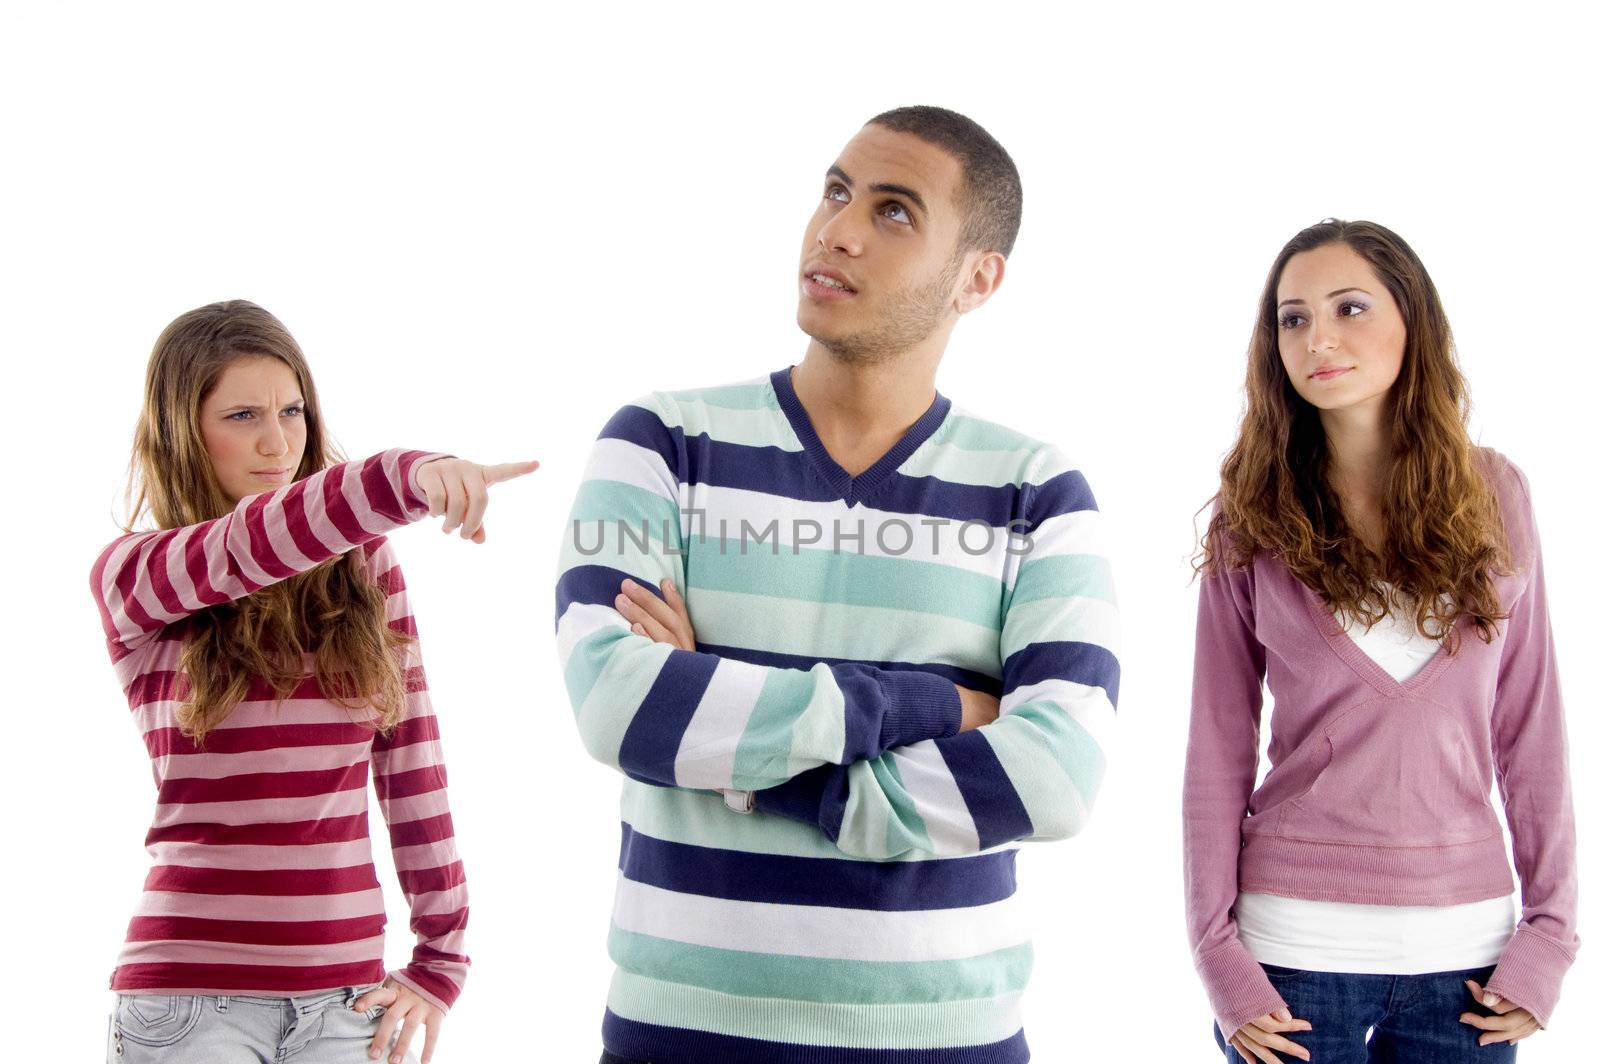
left=1183, top=554, right=1287, bottom=1043
left=367, top=541, right=470, bottom=1012
left=1482, top=463, right=1580, bottom=1028
left=90, top=449, right=442, bottom=662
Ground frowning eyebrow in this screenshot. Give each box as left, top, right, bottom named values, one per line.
left=217, top=398, right=305, bottom=412
left=826, top=164, right=929, bottom=216
left=1277, top=287, right=1371, bottom=309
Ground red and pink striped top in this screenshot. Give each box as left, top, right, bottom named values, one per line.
left=90, top=449, right=468, bottom=1012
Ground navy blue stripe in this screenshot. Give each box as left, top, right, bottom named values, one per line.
left=616, top=650, right=718, bottom=785
left=697, top=641, right=1002, bottom=697
left=555, top=564, right=655, bottom=627
left=617, top=823, right=1017, bottom=912
left=603, top=1012, right=1029, bottom=1064
left=935, top=733, right=1034, bottom=851
left=1000, top=640, right=1121, bottom=706
left=601, top=399, right=1084, bottom=526
left=1027, top=469, right=1098, bottom=524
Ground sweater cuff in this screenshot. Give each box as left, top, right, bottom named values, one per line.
left=1195, top=939, right=1287, bottom=1044
left=387, top=966, right=459, bottom=1015
left=401, top=451, right=453, bottom=514
left=877, top=671, right=962, bottom=751
left=1486, top=926, right=1576, bottom=1029
left=755, top=765, right=844, bottom=838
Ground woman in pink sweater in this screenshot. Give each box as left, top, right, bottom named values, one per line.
left=92, top=301, right=536, bottom=1064
left=1184, top=221, right=1577, bottom=1063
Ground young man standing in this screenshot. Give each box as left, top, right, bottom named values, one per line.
left=555, top=106, right=1120, bottom=1063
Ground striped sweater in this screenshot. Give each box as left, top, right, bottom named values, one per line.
left=555, top=369, right=1120, bottom=1062
left=90, top=449, right=469, bottom=1012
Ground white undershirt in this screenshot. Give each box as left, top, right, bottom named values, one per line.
left=1235, top=589, right=1516, bottom=973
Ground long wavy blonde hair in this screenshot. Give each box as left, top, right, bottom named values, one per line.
left=127, top=300, right=411, bottom=741
left=1197, top=220, right=1509, bottom=647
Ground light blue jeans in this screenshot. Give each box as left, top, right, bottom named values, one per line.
left=106, top=984, right=420, bottom=1064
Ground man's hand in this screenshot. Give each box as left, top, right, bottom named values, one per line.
left=616, top=577, right=696, bottom=650
left=955, top=685, right=999, bottom=731
left=352, top=979, right=444, bottom=1064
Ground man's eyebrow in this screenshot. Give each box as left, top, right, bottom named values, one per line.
left=824, top=165, right=929, bottom=216
left=1277, top=287, right=1372, bottom=309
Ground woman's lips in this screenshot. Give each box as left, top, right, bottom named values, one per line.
left=1310, top=365, right=1353, bottom=382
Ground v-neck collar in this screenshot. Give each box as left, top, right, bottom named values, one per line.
left=1297, top=577, right=1456, bottom=698
left=770, top=365, right=951, bottom=505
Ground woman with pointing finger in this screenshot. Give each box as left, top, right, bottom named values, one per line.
left=91, top=300, right=537, bottom=1064
left=1184, top=221, right=1578, bottom=1063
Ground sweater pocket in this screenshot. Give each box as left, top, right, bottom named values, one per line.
left=1279, top=701, right=1499, bottom=848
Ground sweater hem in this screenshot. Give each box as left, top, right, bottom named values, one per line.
left=1239, top=832, right=1514, bottom=905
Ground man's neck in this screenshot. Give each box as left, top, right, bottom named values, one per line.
left=790, top=342, right=943, bottom=477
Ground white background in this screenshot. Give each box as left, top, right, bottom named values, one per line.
left=2, top=2, right=1594, bottom=1060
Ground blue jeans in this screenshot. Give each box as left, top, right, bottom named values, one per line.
left=106, top=985, right=419, bottom=1064
left=599, top=1054, right=646, bottom=1064
left=1214, top=965, right=1516, bottom=1063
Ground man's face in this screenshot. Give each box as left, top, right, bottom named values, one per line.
left=797, top=124, right=968, bottom=362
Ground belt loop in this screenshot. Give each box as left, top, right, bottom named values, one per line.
left=216, top=995, right=230, bottom=1012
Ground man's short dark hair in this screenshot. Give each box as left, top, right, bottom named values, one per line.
left=868, top=105, right=1022, bottom=257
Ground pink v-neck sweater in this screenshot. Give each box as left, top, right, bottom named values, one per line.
left=1183, top=450, right=1578, bottom=1041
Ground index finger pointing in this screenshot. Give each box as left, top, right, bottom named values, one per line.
left=483, top=460, right=540, bottom=484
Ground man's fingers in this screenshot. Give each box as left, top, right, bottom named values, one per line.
left=662, top=579, right=695, bottom=645
left=483, top=460, right=540, bottom=484
left=620, top=580, right=686, bottom=641
left=618, top=591, right=677, bottom=646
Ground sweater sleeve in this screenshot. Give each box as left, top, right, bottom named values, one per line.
left=1482, top=462, right=1579, bottom=1029
left=367, top=540, right=470, bottom=1013
left=554, top=396, right=961, bottom=790
left=757, top=447, right=1120, bottom=859
left=89, top=449, right=443, bottom=663
left=1182, top=550, right=1287, bottom=1044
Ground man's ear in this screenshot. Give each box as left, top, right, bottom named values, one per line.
left=954, top=250, right=1006, bottom=314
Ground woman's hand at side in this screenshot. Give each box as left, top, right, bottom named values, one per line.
left=1461, top=979, right=1541, bottom=1046
left=353, top=980, right=443, bottom=1064
left=1229, top=1008, right=1312, bottom=1063
left=415, top=458, right=540, bottom=543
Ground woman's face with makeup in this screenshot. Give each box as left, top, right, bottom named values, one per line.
left=1275, top=242, right=1408, bottom=415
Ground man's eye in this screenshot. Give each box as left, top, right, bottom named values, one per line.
left=882, top=203, right=910, bottom=223
left=825, top=184, right=849, bottom=203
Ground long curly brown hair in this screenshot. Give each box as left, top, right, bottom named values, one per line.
left=126, top=300, right=412, bottom=742
left=1197, top=220, right=1508, bottom=647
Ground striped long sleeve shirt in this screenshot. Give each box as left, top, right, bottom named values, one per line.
left=555, top=369, right=1120, bottom=1063
left=90, top=449, right=469, bottom=1012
